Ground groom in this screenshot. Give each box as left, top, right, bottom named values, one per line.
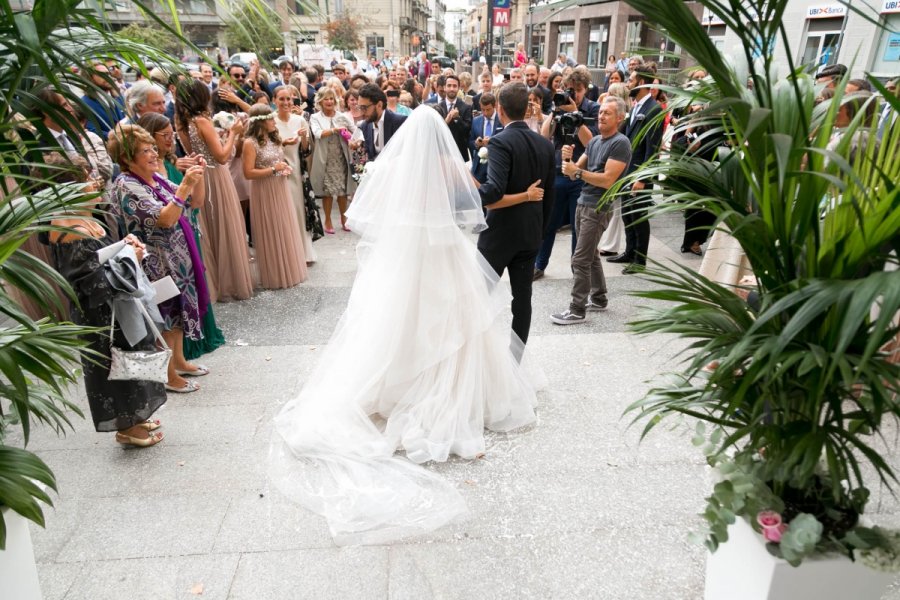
left=477, top=83, right=556, bottom=345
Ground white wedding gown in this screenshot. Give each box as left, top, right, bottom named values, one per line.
left=269, top=107, right=541, bottom=545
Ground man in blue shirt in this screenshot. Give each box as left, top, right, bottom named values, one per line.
left=80, top=63, right=125, bottom=140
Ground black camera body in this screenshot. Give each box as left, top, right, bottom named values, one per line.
left=552, top=88, right=575, bottom=109
left=555, top=111, right=585, bottom=132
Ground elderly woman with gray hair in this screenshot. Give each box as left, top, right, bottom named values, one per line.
left=308, top=86, right=358, bottom=233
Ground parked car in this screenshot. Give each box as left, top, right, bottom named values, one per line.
left=272, top=55, right=295, bottom=68
left=430, top=55, right=454, bottom=69
left=227, top=52, right=258, bottom=68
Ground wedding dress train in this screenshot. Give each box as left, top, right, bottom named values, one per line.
left=269, top=106, right=540, bottom=545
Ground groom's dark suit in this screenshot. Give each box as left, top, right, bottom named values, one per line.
left=477, top=120, right=556, bottom=344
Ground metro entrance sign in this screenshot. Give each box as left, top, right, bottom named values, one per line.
left=493, top=8, right=510, bottom=27
left=485, top=0, right=509, bottom=69
left=493, top=0, right=510, bottom=28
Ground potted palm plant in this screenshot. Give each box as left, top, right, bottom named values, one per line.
left=0, top=0, right=203, bottom=595
left=616, top=0, right=900, bottom=597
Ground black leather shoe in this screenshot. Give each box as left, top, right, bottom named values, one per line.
left=598, top=250, right=617, bottom=257
left=607, top=253, right=632, bottom=264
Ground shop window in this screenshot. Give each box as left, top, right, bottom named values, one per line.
left=870, top=13, right=900, bottom=76
left=800, top=17, right=845, bottom=67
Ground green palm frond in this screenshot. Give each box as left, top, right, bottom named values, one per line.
left=621, top=0, right=900, bottom=512
left=0, top=0, right=197, bottom=548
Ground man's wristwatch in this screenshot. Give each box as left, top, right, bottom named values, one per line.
left=574, top=169, right=583, bottom=180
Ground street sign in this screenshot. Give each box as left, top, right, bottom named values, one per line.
left=493, top=8, right=509, bottom=27
left=493, top=0, right=509, bottom=8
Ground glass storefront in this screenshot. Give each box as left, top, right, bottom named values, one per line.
left=800, top=16, right=845, bottom=67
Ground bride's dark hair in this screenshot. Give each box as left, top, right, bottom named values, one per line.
left=246, top=104, right=281, bottom=146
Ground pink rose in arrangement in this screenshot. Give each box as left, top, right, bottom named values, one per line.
left=339, top=128, right=352, bottom=142
left=757, top=510, right=788, bottom=543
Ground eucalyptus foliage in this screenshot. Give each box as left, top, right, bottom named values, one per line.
left=0, top=0, right=192, bottom=549
left=620, top=0, right=900, bottom=562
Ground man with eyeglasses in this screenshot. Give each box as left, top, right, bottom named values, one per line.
left=356, top=83, right=407, bottom=161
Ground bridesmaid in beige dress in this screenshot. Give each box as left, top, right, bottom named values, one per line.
left=241, top=105, right=307, bottom=289
left=273, top=85, right=317, bottom=263
left=175, top=79, right=254, bottom=301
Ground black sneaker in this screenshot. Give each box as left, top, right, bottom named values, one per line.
left=533, top=268, right=545, bottom=281
left=586, top=298, right=608, bottom=312
left=550, top=310, right=586, bottom=325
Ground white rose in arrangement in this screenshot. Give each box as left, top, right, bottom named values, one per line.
left=332, top=113, right=354, bottom=129
left=478, top=146, right=489, bottom=164
left=212, top=111, right=236, bottom=130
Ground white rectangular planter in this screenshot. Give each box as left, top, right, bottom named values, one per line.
left=0, top=506, right=43, bottom=600
left=705, top=517, right=895, bottom=600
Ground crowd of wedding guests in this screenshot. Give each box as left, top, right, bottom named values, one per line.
left=13, top=44, right=898, bottom=446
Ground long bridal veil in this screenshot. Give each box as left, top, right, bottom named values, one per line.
left=269, top=106, right=539, bottom=545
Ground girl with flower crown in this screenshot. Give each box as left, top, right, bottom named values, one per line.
left=241, top=105, right=307, bottom=289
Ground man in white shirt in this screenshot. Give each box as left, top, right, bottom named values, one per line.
left=436, top=74, right=473, bottom=160
left=200, top=64, right=217, bottom=91
left=357, top=83, right=407, bottom=160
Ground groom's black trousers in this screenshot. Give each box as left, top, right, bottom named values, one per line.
left=480, top=246, right=539, bottom=345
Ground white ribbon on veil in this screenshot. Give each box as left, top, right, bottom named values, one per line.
left=269, top=106, right=538, bottom=545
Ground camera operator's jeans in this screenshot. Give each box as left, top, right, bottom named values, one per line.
left=535, top=174, right=582, bottom=271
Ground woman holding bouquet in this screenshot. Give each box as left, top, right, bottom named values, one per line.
left=175, top=79, right=254, bottom=301
left=242, top=105, right=307, bottom=289
left=309, top=87, right=358, bottom=233
left=273, top=85, right=317, bottom=263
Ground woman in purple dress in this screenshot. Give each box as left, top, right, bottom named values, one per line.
left=108, top=124, right=210, bottom=394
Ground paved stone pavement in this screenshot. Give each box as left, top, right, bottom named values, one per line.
left=18, top=209, right=900, bottom=599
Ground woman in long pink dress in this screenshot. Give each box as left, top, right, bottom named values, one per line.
left=241, top=105, right=307, bottom=289
left=175, top=79, right=254, bottom=301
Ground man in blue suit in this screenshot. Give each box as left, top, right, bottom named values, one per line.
left=469, top=93, right=503, bottom=184
left=356, top=83, right=407, bottom=161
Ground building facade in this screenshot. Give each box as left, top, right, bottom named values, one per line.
left=463, top=0, right=702, bottom=71
left=706, top=1, right=900, bottom=80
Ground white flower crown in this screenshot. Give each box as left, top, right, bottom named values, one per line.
left=248, top=113, right=275, bottom=122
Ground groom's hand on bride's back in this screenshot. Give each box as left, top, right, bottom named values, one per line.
left=527, top=179, right=543, bottom=202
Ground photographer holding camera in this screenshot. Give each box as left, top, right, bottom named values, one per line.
left=533, top=69, right=599, bottom=280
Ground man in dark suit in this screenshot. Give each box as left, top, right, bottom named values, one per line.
left=477, top=83, right=556, bottom=346
left=608, top=66, right=663, bottom=274
left=469, top=93, right=503, bottom=184
left=524, top=64, right=552, bottom=114
left=356, top=83, right=407, bottom=161
left=434, top=74, right=473, bottom=161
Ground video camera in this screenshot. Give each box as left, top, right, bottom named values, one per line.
left=552, top=88, right=596, bottom=145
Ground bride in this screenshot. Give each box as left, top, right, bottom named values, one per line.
left=270, top=106, right=543, bottom=545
